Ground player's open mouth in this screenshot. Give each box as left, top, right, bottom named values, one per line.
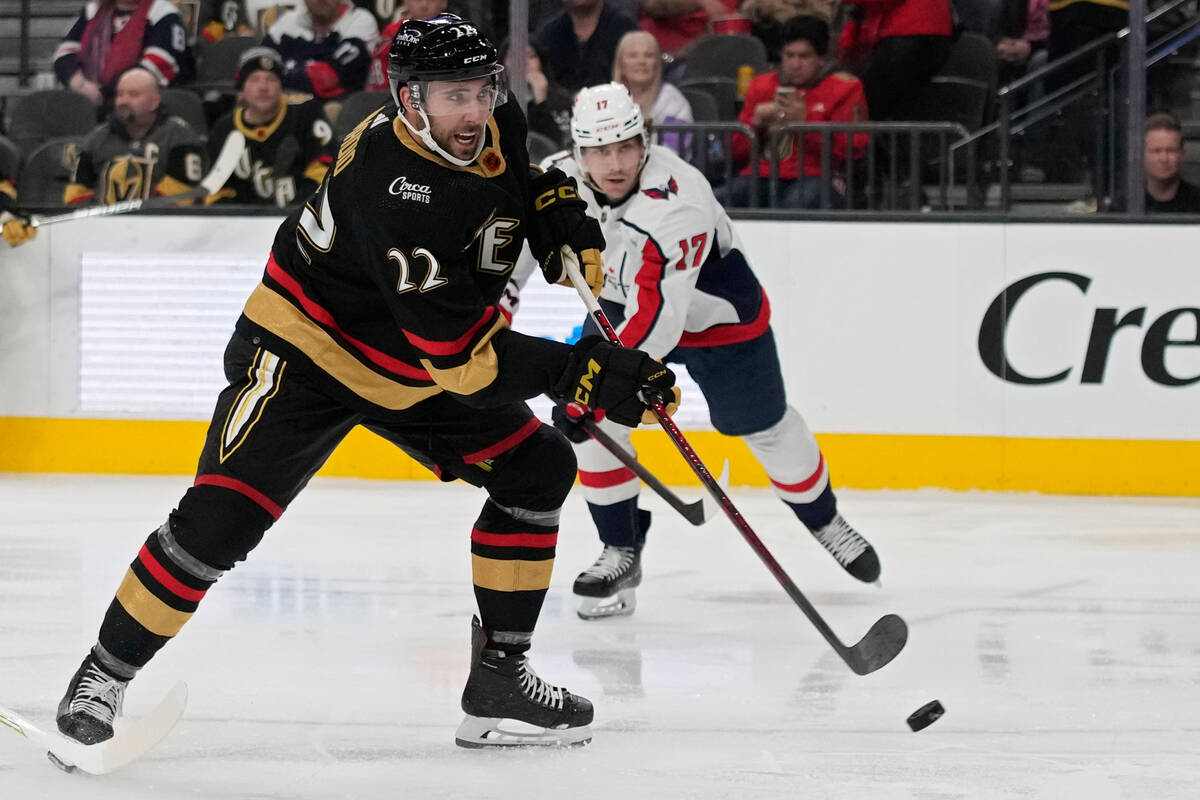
left=454, top=132, right=478, bottom=147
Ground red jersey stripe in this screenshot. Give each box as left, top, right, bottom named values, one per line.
left=678, top=292, right=772, bottom=348
left=266, top=255, right=432, bottom=381
left=402, top=306, right=497, bottom=358
left=619, top=237, right=667, bottom=348
left=471, top=529, right=559, bottom=549
left=137, top=546, right=208, bottom=602
left=194, top=474, right=284, bottom=520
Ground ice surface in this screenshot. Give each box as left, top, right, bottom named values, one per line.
left=1, top=474, right=1197, bottom=799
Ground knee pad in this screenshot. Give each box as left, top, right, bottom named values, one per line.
left=167, top=483, right=275, bottom=571
left=486, top=423, right=576, bottom=511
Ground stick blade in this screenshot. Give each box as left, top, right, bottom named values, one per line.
left=0, top=682, right=187, bottom=775
left=843, top=614, right=908, bottom=675
left=699, top=459, right=731, bottom=523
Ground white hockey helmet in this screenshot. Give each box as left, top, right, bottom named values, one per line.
left=571, top=82, right=648, bottom=168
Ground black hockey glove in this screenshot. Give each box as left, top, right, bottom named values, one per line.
left=527, top=168, right=605, bottom=296
left=553, top=336, right=680, bottom=428
left=552, top=401, right=604, bottom=444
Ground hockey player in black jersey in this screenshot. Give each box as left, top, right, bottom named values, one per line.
left=206, top=47, right=336, bottom=208
left=54, top=14, right=677, bottom=753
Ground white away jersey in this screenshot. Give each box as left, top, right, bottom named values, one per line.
left=545, top=145, right=769, bottom=360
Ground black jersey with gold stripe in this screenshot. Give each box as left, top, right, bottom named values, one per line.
left=207, top=98, right=335, bottom=208
left=234, top=97, right=572, bottom=415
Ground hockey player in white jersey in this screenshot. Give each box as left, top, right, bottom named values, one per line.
left=548, top=83, right=881, bottom=619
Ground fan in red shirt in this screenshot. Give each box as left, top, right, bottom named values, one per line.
left=837, top=0, right=953, bottom=121
left=724, top=15, right=868, bottom=208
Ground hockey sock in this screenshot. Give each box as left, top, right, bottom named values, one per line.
left=782, top=482, right=838, bottom=531
left=585, top=497, right=647, bottom=548
left=470, top=499, right=559, bottom=656
left=94, top=522, right=224, bottom=675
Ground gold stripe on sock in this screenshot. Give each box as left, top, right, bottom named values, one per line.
left=470, top=554, right=554, bottom=593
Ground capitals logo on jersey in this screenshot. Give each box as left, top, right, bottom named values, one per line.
left=641, top=176, right=678, bottom=200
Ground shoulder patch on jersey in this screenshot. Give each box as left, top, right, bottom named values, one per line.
left=641, top=176, right=678, bottom=200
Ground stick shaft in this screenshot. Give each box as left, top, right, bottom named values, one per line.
left=560, top=247, right=885, bottom=672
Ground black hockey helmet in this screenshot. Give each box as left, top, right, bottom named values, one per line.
left=386, top=14, right=503, bottom=105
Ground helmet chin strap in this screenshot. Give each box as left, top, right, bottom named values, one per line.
left=398, top=106, right=484, bottom=168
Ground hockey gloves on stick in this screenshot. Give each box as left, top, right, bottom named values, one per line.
left=554, top=336, right=680, bottom=428
left=552, top=401, right=605, bottom=444
left=527, top=168, right=604, bottom=296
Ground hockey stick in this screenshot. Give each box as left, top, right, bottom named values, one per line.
left=31, top=130, right=247, bottom=228
left=561, top=248, right=907, bottom=676
left=0, top=682, right=187, bottom=775
left=571, top=409, right=727, bottom=525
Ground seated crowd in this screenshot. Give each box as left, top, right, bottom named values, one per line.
left=1, top=0, right=1196, bottom=237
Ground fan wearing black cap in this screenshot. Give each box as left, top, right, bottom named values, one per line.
left=205, top=47, right=336, bottom=207
left=51, top=13, right=677, bottom=753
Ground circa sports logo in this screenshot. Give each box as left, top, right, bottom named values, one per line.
left=389, top=176, right=432, bottom=204
left=978, top=271, right=1200, bottom=387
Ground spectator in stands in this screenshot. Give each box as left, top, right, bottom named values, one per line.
left=1, top=176, right=36, bottom=248
left=954, top=0, right=1049, bottom=84
left=1144, top=113, right=1200, bottom=213
left=54, top=0, right=194, bottom=105
left=1048, top=0, right=1126, bottom=75
left=534, top=0, right=638, bottom=92
left=724, top=15, right=868, bottom=208
left=64, top=66, right=207, bottom=205
left=264, top=0, right=380, bottom=100
left=612, top=30, right=691, bottom=153
left=995, top=0, right=1050, bottom=85
left=365, top=0, right=448, bottom=90
left=613, top=31, right=692, bottom=128
left=739, top=0, right=834, bottom=61
left=497, top=40, right=576, bottom=148
left=206, top=48, right=336, bottom=208
left=837, top=0, right=953, bottom=121
left=638, top=0, right=740, bottom=61
left=198, top=0, right=254, bottom=43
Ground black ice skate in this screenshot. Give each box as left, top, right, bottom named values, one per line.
left=811, top=513, right=881, bottom=583
left=56, top=652, right=128, bottom=746
left=456, top=616, right=593, bottom=748
left=573, top=545, right=642, bottom=620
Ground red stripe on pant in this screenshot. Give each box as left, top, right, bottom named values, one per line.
left=193, top=474, right=283, bottom=519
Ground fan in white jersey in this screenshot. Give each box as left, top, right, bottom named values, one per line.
left=545, top=82, right=882, bottom=619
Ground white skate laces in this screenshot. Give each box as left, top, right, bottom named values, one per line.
left=813, top=515, right=869, bottom=566
left=69, top=663, right=126, bottom=724
left=517, top=660, right=565, bottom=711
left=580, top=545, right=637, bottom=580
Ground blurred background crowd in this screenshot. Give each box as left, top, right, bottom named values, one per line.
left=1, top=0, right=1198, bottom=242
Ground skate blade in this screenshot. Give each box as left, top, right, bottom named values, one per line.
left=46, top=750, right=77, bottom=773
left=576, top=589, right=636, bottom=620
left=454, top=716, right=592, bottom=749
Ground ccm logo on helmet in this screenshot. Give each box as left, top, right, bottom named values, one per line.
left=534, top=185, right=578, bottom=211
left=464, top=54, right=488, bottom=64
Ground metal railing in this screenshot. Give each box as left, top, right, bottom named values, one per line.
left=954, top=0, right=1200, bottom=212
left=656, top=121, right=971, bottom=211
left=653, top=121, right=760, bottom=205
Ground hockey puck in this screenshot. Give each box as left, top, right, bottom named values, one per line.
left=906, top=700, right=945, bottom=732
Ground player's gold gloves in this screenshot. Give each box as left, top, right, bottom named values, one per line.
left=1, top=212, right=36, bottom=247
left=527, top=168, right=605, bottom=297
